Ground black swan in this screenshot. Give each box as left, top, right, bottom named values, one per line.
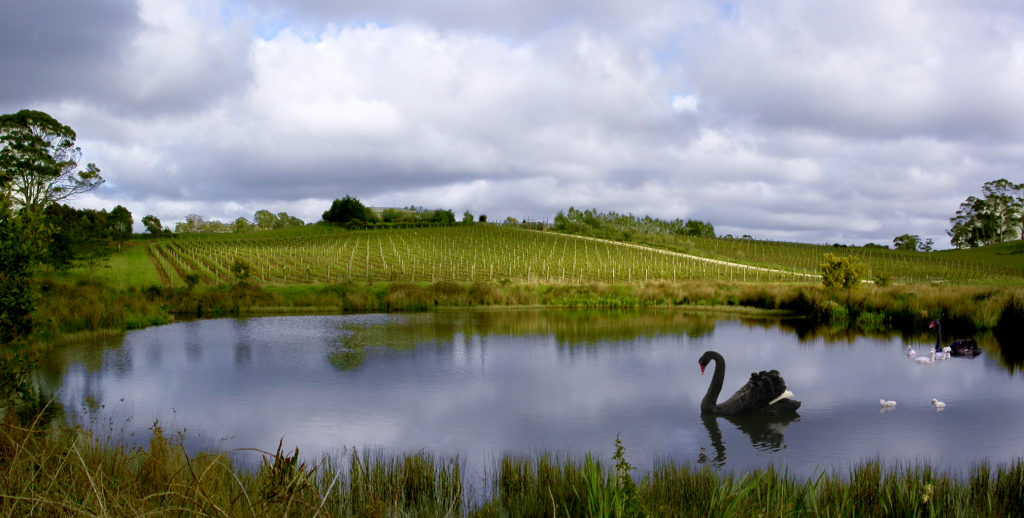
left=929, top=320, right=982, bottom=357
left=698, top=351, right=801, bottom=415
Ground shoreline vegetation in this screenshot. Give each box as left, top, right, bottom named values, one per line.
left=26, top=277, right=1024, bottom=359
left=1, top=420, right=1022, bottom=517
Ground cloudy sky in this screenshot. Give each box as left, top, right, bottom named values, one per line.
left=3, top=0, right=1023, bottom=245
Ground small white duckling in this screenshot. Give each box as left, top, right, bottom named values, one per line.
left=934, top=347, right=952, bottom=360
left=880, top=399, right=897, bottom=407
left=906, top=345, right=917, bottom=357
left=932, top=399, right=946, bottom=409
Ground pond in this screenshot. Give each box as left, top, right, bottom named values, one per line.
left=42, top=309, right=1024, bottom=477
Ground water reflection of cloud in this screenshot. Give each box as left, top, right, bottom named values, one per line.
left=55, top=310, right=1024, bottom=476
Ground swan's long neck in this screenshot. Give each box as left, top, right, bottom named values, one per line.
left=701, top=352, right=725, bottom=413
left=934, top=323, right=942, bottom=351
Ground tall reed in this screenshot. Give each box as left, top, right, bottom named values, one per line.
left=3, top=419, right=1023, bottom=517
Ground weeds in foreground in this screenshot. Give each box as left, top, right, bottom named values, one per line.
left=2, top=420, right=1023, bottom=517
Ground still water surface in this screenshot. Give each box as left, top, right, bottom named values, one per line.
left=47, top=310, right=1024, bottom=476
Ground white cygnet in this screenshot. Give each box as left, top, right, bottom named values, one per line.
left=932, top=399, right=946, bottom=409
left=880, top=399, right=897, bottom=407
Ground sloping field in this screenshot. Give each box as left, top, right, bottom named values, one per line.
left=149, top=225, right=807, bottom=286
left=624, top=232, right=1023, bottom=284
left=145, top=225, right=1022, bottom=287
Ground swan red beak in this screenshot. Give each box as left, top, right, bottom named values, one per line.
left=700, top=362, right=705, bottom=375
left=929, top=321, right=935, bottom=328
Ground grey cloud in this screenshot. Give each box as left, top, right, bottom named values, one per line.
left=0, top=0, right=254, bottom=116
left=19, top=1, right=1024, bottom=248
left=0, top=0, right=140, bottom=106
left=250, top=0, right=681, bottom=37
left=686, top=0, right=1024, bottom=140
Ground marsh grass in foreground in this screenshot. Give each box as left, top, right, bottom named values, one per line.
left=1, top=420, right=1023, bottom=517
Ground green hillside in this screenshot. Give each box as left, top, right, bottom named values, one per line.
left=48, top=224, right=1014, bottom=288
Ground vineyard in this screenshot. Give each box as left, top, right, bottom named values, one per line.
left=145, top=225, right=1023, bottom=287
left=630, top=232, right=1024, bottom=284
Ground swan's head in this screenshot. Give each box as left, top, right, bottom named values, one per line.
left=698, top=351, right=715, bottom=375
left=929, top=320, right=939, bottom=329
left=931, top=399, right=938, bottom=404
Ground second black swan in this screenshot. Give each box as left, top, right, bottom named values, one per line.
left=929, top=320, right=982, bottom=357
left=698, top=351, right=801, bottom=416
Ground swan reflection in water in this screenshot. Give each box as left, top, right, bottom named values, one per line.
left=698, top=413, right=801, bottom=468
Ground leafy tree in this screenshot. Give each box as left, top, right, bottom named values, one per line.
left=253, top=210, right=278, bottom=230
left=433, top=209, right=456, bottom=224
left=175, top=214, right=204, bottom=233
left=323, top=195, right=370, bottom=224
left=183, top=272, right=201, bottom=292
left=0, top=110, right=103, bottom=214
left=553, top=207, right=715, bottom=239
left=821, top=254, right=867, bottom=290
left=229, top=258, right=252, bottom=284
left=142, top=214, right=164, bottom=235
left=199, top=220, right=230, bottom=233
left=948, top=179, right=1024, bottom=248
left=462, top=211, right=474, bottom=223
left=892, top=234, right=921, bottom=251
left=41, top=204, right=79, bottom=271
left=231, top=217, right=252, bottom=233
left=74, top=209, right=112, bottom=278
left=274, top=212, right=304, bottom=228
left=381, top=208, right=405, bottom=222
left=0, top=193, right=49, bottom=345
left=108, top=205, right=132, bottom=251
left=40, top=204, right=115, bottom=275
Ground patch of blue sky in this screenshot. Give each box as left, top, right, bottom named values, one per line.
left=717, top=2, right=740, bottom=23
left=254, top=15, right=397, bottom=42
left=217, top=0, right=253, bottom=27
left=255, top=17, right=288, bottom=40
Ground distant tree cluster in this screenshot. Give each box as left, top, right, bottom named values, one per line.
left=380, top=205, right=456, bottom=224
left=42, top=204, right=132, bottom=276
left=173, top=210, right=304, bottom=234
left=948, top=179, right=1024, bottom=249
left=322, top=196, right=377, bottom=224
left=552, top=207, right=715, bottom=241
left=892, top=234, right=933, bottom=252
left=321, top=195, right=457, bottom=225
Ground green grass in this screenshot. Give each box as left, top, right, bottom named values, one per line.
left=1, top=419, right=1022, bottom=517
left=36, top=242, right=163, bottom=288
left=939, top=240, right=1024, bottom=270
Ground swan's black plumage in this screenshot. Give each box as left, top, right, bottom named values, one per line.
left=698, top=351, right=801, bottom=416
left=930, top=320, right=982, bottom=357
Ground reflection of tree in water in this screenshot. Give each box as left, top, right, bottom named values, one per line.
left=699, top=413, right=800, bottom=469
left=326, top=310, right=724, bottom=370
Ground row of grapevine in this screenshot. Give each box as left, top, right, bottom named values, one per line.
left=152, top=226, right=818, bottom=286
left=148, top=225, right=1017, bottom=287
left=629, top=232, right=1017, bottom=283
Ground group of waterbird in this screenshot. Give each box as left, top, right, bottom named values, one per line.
left=881, top=319, right=981, bottom=412
left=905, top=319, right=983, bottom=365
left=696, top=320, right=978, bottom=417
left=878, top=398, right=946, bottom=412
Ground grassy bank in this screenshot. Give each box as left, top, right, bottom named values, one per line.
left=29, top=277, right=1024, bottom=340
left=1, top=420, right=1022, bottom=517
